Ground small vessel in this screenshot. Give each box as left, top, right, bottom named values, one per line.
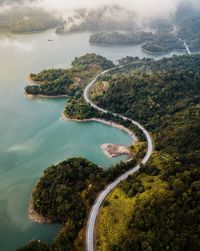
left=48, top=39, right=53, bottom=42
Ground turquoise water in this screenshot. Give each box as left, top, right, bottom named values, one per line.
left=0, top=30, right=185, bottom=251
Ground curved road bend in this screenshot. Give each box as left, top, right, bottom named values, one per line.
left=84, top=66, right=154, bottom=251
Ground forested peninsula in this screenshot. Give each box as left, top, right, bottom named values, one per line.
left=18, top=53, right=200, bottom=251
left=25, top=53, right=114, bottom=98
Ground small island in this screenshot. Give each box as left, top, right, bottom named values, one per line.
left=101, top=143, right=132, bottom=159
left=89, top=31, right=187, bottom=54
left=89, top=31, right=154, bottom=45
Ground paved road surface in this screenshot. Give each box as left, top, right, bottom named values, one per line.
left=184, top=42, right=191, bottom=55
left=84, top=66, right=154, bottom=251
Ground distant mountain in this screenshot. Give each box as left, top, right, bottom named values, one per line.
left=0, top=6, right=60, bottom=33
left=56, top=5, right=137, bottom=34
left=175, top=1, right=200, bottom=52
left=0, top=0, right=34, bottom=5
left=88, top=1, right=200, bottom=53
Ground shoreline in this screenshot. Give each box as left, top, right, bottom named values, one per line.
left=61, top=111, right=138, bottom=144
left=24, top=90, right=68, bottom=99
left=25, top=75, right=69, bottom=99
left=26, top=74, right=41, bottom=85
left=141, top=47, right=186, bottom=55
left=29, top=110, right=137, bottom=223
left=29, top=199, right=52, bottom=224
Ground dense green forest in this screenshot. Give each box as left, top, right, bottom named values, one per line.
left=20, top=54, right=200, bottom=251
left=71, top=53, right=114, bottom=71
left=17, top=157, right=139, bottom=251
left=25, top=53, right=114, bottom=97
left=25, top=69, right=73, bottom=96
left=31, top=157, right=104, bottom=251
left=94, top=54, right=200, bottom=250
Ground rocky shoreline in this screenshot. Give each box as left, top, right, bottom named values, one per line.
left=101, top=143, right=133, bottom=159
left=29, top=199, right=51, bottom=224
left=24, top=90, right=68, bottom=99
left=26, top=74, right=40, bottom=85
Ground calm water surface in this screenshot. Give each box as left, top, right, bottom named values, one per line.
left=0, top=30, right=185, bottom=251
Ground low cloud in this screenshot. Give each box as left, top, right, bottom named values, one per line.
left=37, top=0, right=185, bottom=19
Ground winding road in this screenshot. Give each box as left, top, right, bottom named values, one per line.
left=184, top=42, right=192, bottom=55
left=84, top=66, right=154, bottom=251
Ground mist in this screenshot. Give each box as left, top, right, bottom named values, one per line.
left=37, top=0, right=190, bottom=19
left=1, top=0, right=199, bottom=20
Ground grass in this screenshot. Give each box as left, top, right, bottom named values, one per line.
left=90, top=81, right=109, bottom=100
left=96, top=163, right=168, bottom=251
left=96, top=187, right=136, bottom=251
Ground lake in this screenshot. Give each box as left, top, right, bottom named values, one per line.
left=0, top=30, right=185, bottom=251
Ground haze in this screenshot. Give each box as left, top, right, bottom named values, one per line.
left=1, top=0, right=199, bottom=19
left=37, top=0, right=196, bottom=18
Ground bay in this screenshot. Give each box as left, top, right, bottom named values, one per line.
left=0, top=30, right=185, bottom=251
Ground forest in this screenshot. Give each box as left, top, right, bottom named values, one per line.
left=89, top=32, right=154, bottom=45
left=141, top=34, right=185, bottom=54
left=19, top=54, right=200, bottom=251
left=25, top=54, right=114, bottom=97
left=25, top=69, right=73, bottom=96
left=17, top=157, right=139, bottom=251
left=94, top=54, right=200, bottom=251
